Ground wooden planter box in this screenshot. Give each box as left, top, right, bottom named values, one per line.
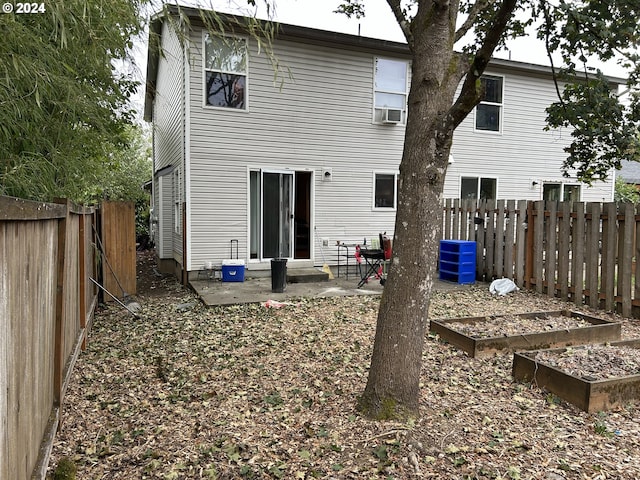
left=512, top=340, right=640, bottom=412
left=429, top=310, right=620, bottom=358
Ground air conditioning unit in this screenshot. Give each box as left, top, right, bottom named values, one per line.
left=383, top=108, right=402, bottom=124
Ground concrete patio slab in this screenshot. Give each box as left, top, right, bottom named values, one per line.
left=190, top=271, right=473, bottom=306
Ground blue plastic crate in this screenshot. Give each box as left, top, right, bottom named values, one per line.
left=439, top=240, right=476, bottom=284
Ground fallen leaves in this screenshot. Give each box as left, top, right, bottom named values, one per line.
left=46, top=257, right=640, bottom=479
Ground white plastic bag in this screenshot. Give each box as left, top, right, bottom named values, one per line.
left=489, top=278, right=519, bottom=296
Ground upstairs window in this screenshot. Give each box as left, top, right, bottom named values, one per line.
left=204, top=34, right=247, bottom=109
left=374, top=58, right=408, bottom=124
left=475, top=75, right=503, bottom=132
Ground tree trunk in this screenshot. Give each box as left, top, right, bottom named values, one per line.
left=357, top=2, right=462, bottom=420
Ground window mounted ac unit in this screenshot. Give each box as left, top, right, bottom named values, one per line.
left=383, top=108, right=402, bottom=124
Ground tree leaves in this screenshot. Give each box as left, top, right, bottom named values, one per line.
left=0, top=0, right=148, bottom=202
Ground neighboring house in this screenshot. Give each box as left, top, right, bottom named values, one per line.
left=144, top=6, right=621, bottom=278
left=618, top=160, right=640, bottom=186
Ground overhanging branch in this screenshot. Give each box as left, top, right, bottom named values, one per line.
left=386, top=0, right=414, bottom=48
left=447, top=0, right=518, bottom=129
left=455, top=0, right=496, bottom=43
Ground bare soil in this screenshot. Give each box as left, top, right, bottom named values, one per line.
left=46, top=250, right=640, bottom=479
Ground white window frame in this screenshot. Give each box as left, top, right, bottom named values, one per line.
left=203, top=31, right=249, bottom=111
left=373, top=57, right=409, bottom=125
left=460, top=176, right=499, bottom=200
left=474, top=74, right=504, bottom=134
left=372, top=171, right=398, bottom=211
left=542, top=182, right=582, bottom=202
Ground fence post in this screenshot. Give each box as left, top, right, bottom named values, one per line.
left=53, top=199, right=68, bottom=409
left=524, top=201, right=534, bottom=290
left=79, top=212, right=87, bottom=351
left=601, top=203, right=617, bottom=311
left=557, top=201, right=571, bottom=301
left=586, top=202, right=601, bottom=309
left=545, top=201, right=558, bottom=296
left=635, top=204, right=640, bottom=318
left=619, top=203, right=634, bottom=317
left=572, top=202, right=585, bottom=307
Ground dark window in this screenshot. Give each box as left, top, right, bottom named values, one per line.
left=461, top=177, right=497, bottom=200
left=205, top=72, right=245, bottom=109
left=374, top=173, right=396, bottom=208
left=204, top=34, right=247, bottom=110
left=476, top=75, right=503, bottom=132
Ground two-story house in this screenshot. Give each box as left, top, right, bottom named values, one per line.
left=144, top=6, right=619, bottom=279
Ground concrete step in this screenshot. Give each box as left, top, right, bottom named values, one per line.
left=287, top=268, right=330, bottom=283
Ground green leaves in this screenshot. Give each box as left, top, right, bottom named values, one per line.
left=545, top=71, right=640, bottom=184
left=0, top=0, right=148, bottom=202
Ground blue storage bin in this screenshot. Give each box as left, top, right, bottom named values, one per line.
left=439, top=240, right=476, bottom=284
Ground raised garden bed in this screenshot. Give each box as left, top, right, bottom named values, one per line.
left=429, top=310, right=620, bottom=358
left=512, top=340, right=640, bottom=412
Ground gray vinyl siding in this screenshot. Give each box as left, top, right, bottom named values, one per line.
left=175, top=23, right=613, bottom=270
left=187, top=28, right=406, bottom=269
left=445, top=68, right=613, bottom=202
left=157, top=175, right=173, bottom=258
left=153, top=22, right=185, bottom=260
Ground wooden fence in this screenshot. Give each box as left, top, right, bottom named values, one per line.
left=0, top=196, right=98, bottom=480
left=442, top=199, right=640, bottom=318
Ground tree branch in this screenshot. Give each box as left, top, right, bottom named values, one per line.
left=455, top=0, right=496, bottom=43
left=386, top=0, right=413, bottom=48
left=447, top=0, right=518, bottom=129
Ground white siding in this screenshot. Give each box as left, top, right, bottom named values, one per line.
left=187, top=29, right=406, bottom=269
left=177, top=24, right=613, bottom=270
left=153, top=22, right=185, bottom=260
left=446, top=68, right=612, bottom=202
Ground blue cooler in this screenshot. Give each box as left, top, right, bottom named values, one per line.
left=221, top=259, right=245, bottom=282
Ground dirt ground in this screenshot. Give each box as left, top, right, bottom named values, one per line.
left=46, top=250, right=640, bottom=479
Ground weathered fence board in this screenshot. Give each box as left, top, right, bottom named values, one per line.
left=0, top=196, right=99, bottom=480
left=101, top=201, right=136, bottom=300
left=572, top=202, right=585, bottom=307
left=442, top=199, right=640, bottom=319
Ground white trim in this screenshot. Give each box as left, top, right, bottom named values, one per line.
left=372, top=170, right=399, bottom=211
left=459, top=175, right=499, bottom=200
left=246, top=166, right=315, bottom=263
left=372, top=56, right=409, bottom=125
left=473, top=73, right=504, bottom=135
left=184, top=39, right=192, bottom=271
left=157, top=179, right=164, bottom=255
left=202, top=30, right=249, bottom=112
left=541, top=181, right=583, bottom=201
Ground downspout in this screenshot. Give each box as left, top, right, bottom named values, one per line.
left=182, top=18, right=192, bottom=284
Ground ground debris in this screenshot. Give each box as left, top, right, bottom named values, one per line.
left=534, top=344, right=640, bottom=380
left=447, top=314, right=594, bottom=339
left=46, top=253, right=640, bottom=479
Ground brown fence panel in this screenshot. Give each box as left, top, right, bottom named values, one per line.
left=101, top=201, right=136, bottom=300
left=0, top=196, right=97, bottom=480
left=1, top=198, right=64, bottom=480
left=515, top=200, right=527, bottom=286
left=486, top=200, right=496, bottom=279
left=618, top=203, right=635, bottom=317
left=571, top=202, right=585, bottom=306
left=585, top=203, right=601, bottom=308
left=442, top=199, right=640, bottom=319
left=601, top=203, right=617, bottom=311
left=545, top=201, right=558, bottom=296
left=557, top=201, right=571, bottom=301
